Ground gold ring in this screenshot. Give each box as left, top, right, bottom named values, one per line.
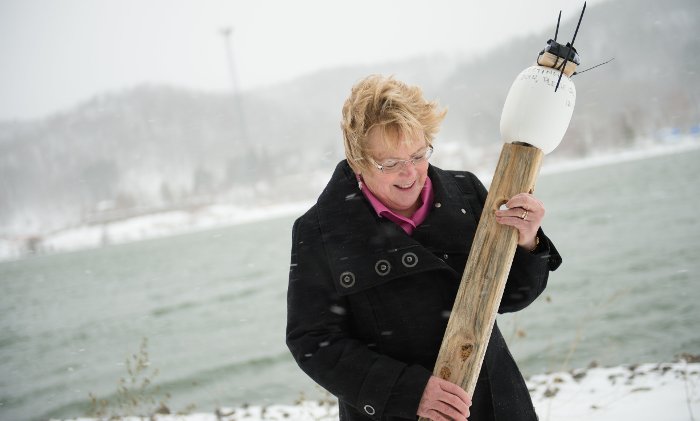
left=521, top=210, right=528, bottom=220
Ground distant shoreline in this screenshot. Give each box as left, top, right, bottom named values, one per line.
left=2, top=139, right=699, bottom=264
left=540, top=138, right=700, bottom=175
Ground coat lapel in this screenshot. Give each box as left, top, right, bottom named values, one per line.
left=316, top=161, right=481, bottom=297
left=412, top=166, right=482, bottom=256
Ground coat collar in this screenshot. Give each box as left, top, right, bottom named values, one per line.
left=316, top=160, right=480, bottom=296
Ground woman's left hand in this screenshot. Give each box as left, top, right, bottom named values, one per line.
left=494, top=193, right=544, bottom=251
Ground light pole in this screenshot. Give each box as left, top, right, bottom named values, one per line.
left=220, top=27, right=249, bottom=144
left=220, top=27, right=242, bottom=95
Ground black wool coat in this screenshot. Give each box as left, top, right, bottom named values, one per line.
left=286, top=160, right=562, bottom=421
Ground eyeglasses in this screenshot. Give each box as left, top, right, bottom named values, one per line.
left=371, top=145, right=434, bottom=174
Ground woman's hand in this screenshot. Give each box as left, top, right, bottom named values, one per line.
left=417, top=375, right=472, bottom=421
left=494, top=193, right=544, bottom=251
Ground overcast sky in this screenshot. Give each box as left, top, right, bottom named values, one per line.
left=0, top=0, right=608, bottom=121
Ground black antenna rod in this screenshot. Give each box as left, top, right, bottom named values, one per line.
left=555, top=2, right=587, bottom=92
left=570, top=1, right=587, bottom=47
left=574, top=57, right=615, bottom=75
left=554, top=10, right=561, bottom=41
left=554, top=59, right=569, bottom=92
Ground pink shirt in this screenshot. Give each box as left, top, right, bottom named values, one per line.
left=360, top=176, right=435, bottom=235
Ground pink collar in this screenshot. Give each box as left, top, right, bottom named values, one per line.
left=359, top=176, right=434, bottom=235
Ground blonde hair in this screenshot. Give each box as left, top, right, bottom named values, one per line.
left=341, top=74, right=447, bottom=172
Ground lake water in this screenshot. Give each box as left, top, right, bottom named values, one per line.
left=1, top=148, right=699, bottom=421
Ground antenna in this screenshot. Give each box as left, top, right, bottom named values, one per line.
left=555, top=2, right=587, bottom=92
left=574, top=57, right=615, bottom=75
left=570, top=2, right=586, bottom=46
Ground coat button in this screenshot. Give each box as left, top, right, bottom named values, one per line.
left=461, top=208, right=467, bottom=214
left=374, top=260, right=391, bottom=276
left=401, top=252, right=418, bottom=268
left=339, top=271, right=355, bottom=288
left=434, top=202, right=442, bottom=208
left=364, top=405, right=376, bottom=415
left=443, top=253, right=449, bottom=259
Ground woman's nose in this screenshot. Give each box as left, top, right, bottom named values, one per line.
left=398, top=160, right=418, bottom=176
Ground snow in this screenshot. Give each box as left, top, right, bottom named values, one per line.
left=529, top=361, right=700, bottom=421
left=52, top=362, right=700, bottom=421
left=0, top=201, right=313, bottom=262
left=539, top=137, right=700, bottom=176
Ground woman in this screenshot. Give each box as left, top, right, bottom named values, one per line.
left=286, top=75, right=562, bottom=421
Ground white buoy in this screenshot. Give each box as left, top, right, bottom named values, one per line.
left=500, top=52, right=578, bottom=154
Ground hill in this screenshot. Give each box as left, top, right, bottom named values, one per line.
left=0, top=0, right=698, bottom=236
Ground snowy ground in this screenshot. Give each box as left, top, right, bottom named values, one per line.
left=54, top=361, right=700, bottom=421
left=528, top=361, right=699, bottom=421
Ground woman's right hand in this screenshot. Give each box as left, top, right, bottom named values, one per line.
left=417, top=375, right=472, bottom=420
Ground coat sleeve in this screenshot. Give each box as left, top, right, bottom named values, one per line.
left=286, top=211, right=432, bottom=420
left=466, top=172, right=563, bottom=314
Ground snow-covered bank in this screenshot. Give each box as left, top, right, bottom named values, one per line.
left=0, top=201, right=313, bottom=262
left=53, top=361, right=700, bottom=421
left=529, top=360, right=699, bottom=421
left=3, top=139, right=699, bottom=264
left=540, top=137, right=700, bottom=176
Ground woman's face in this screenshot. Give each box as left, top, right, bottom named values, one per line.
left=359, top=128, right=430, bottom=218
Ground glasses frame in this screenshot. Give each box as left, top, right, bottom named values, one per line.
left=371, top=145, right=434, bottom=174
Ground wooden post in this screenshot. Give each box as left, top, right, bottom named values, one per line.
left=418, top=142, right=543, bottom=421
